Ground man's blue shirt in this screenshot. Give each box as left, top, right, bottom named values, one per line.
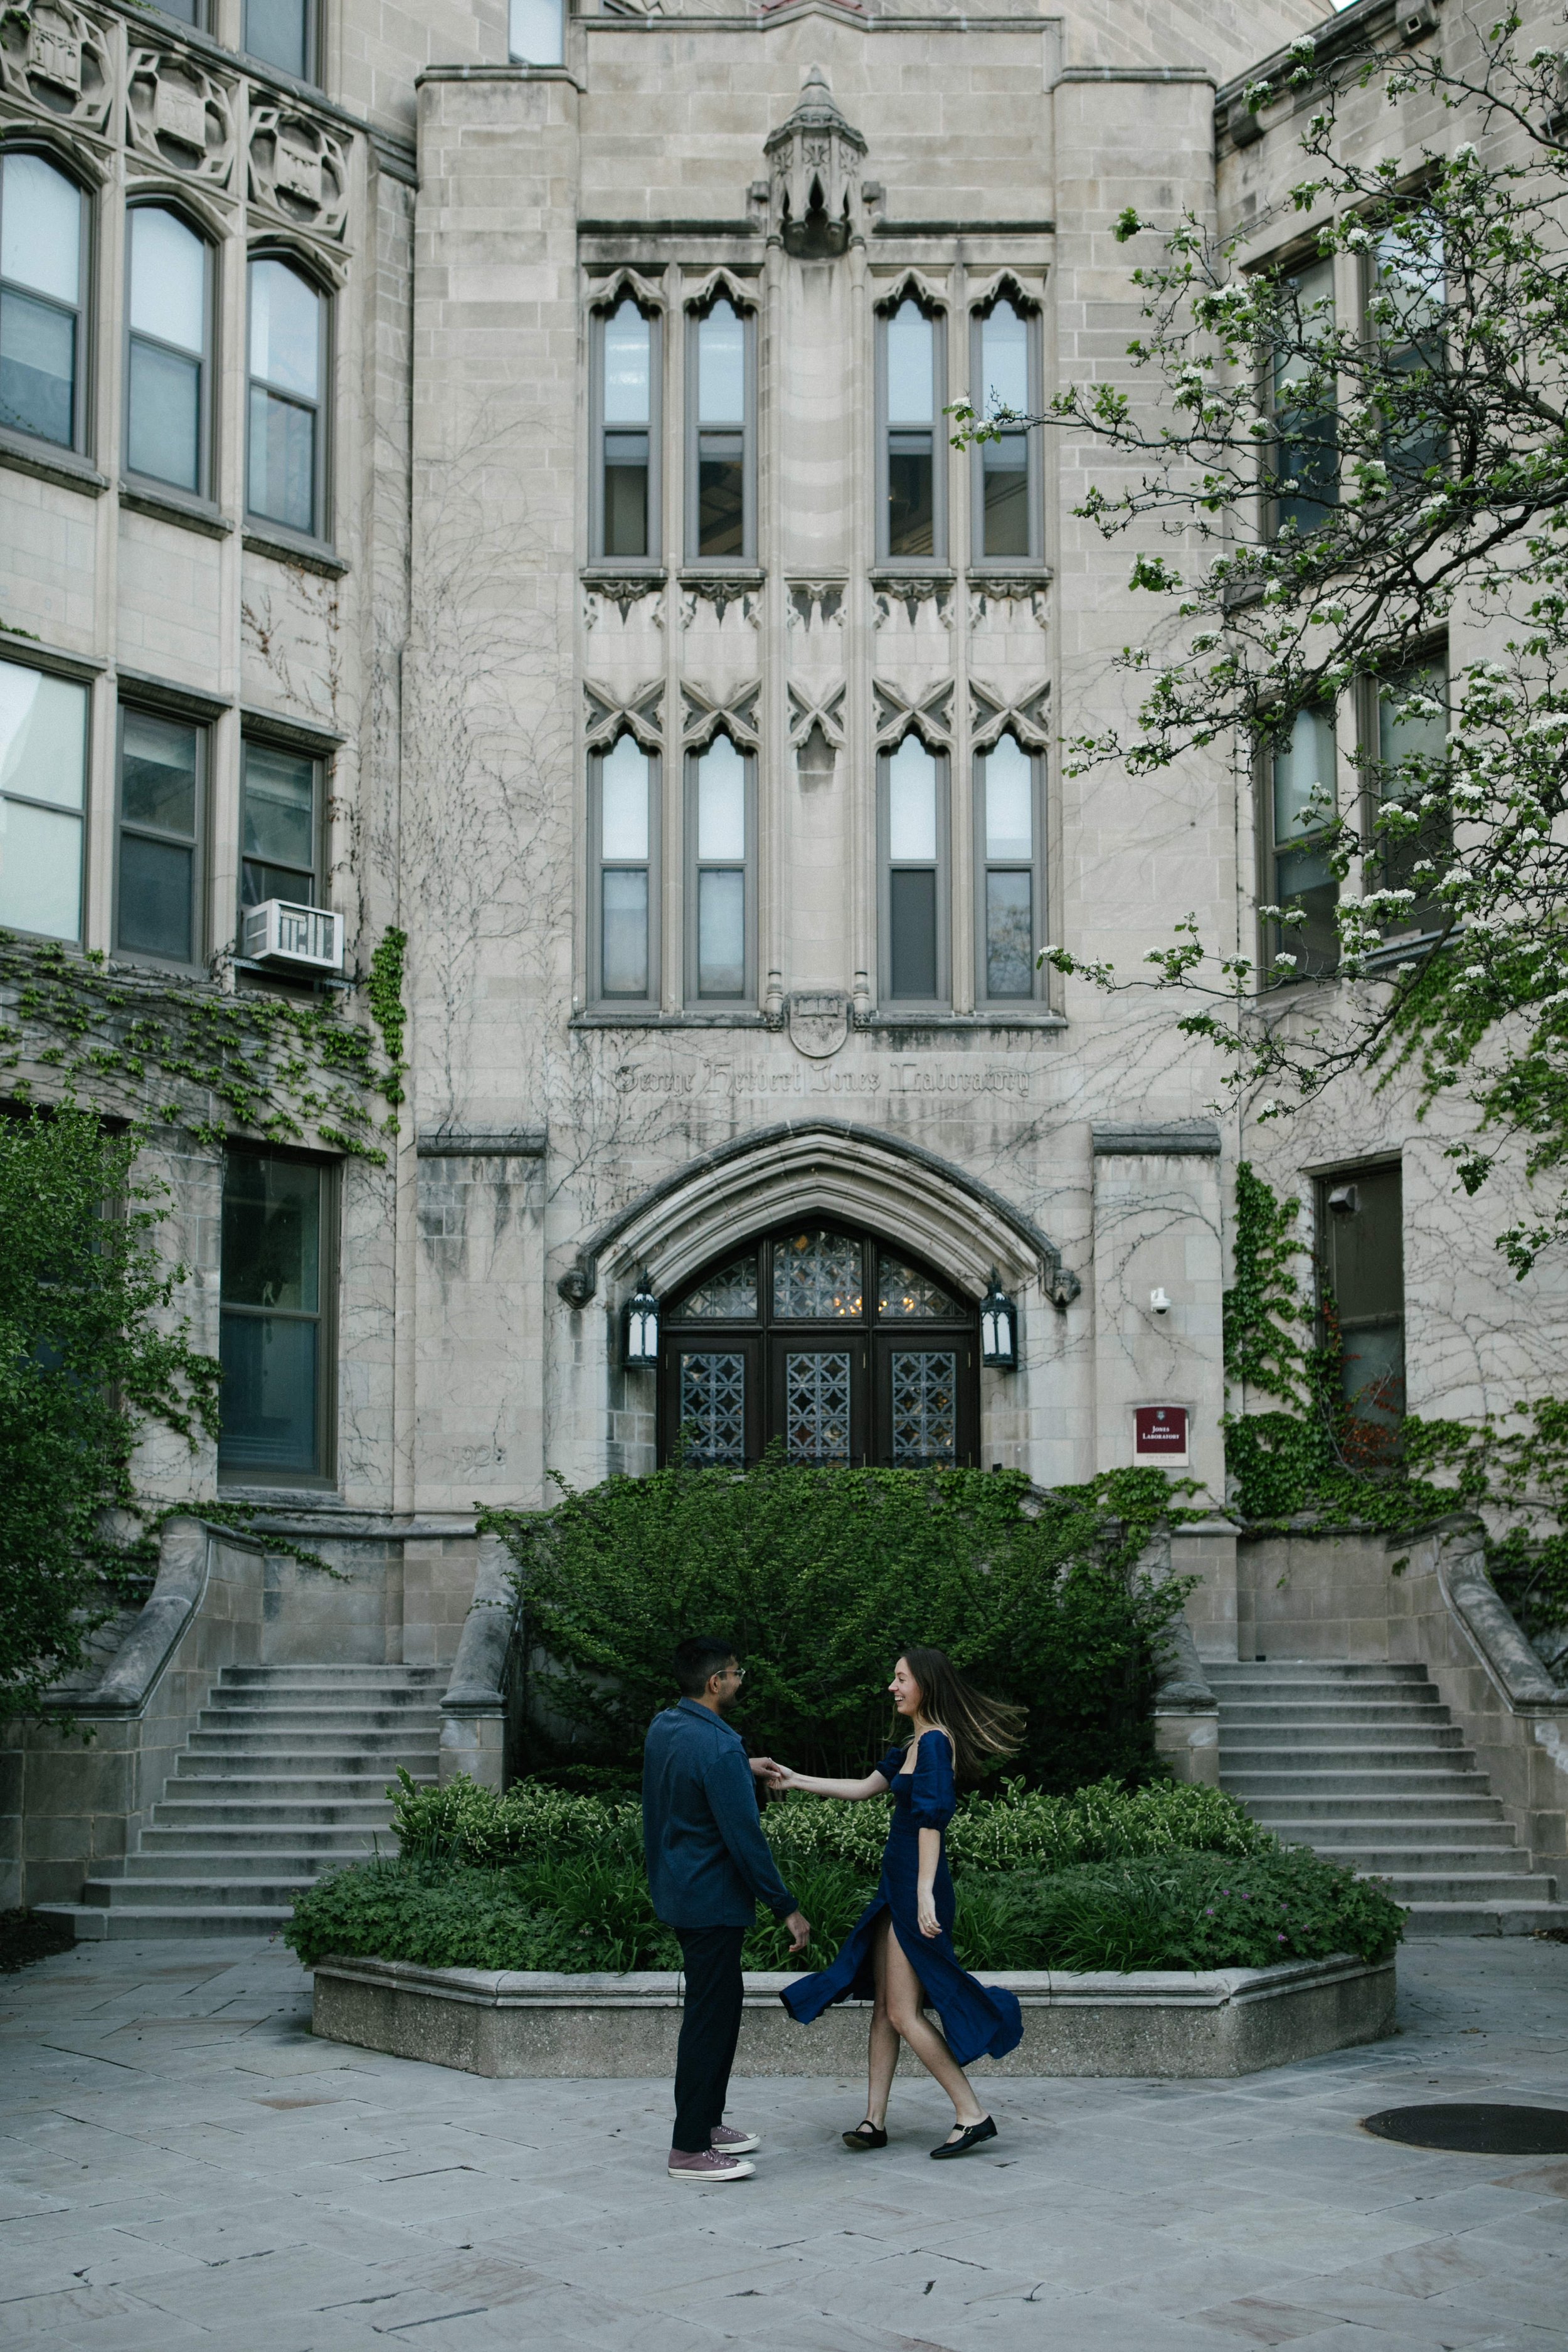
left=642, top=1698, right=797, bottom=1930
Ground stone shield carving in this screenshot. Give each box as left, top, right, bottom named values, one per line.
left=248, top=104, right=349, bottom=241
left=127, top=48, right=236, bottom=185
left=787, top=992, right=849, bottom=1061
left=0, top=0, right=113, bottom=134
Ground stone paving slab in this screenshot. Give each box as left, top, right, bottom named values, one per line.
left=0, top=1938, right=1564, bottom=2349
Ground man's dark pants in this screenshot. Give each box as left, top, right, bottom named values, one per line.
left=673, top=1926, right=747, bottom=2153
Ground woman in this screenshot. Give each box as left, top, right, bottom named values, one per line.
left=767, top=1648, right=1025, bottom=2158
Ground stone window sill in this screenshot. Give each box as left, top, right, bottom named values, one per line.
left=0, top=430, right=109, bottom=497
left=243, top=526, right=349, bottom=579
left=121, top=482, right=233, bottom=540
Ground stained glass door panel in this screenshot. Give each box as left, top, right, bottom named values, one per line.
left=664, top=1338, right=760, bottom=1466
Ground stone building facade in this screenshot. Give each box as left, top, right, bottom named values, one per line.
left=6, top=0, right=1568, bottom=1901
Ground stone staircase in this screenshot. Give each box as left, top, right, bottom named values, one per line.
left=48, top=1664, right=443, bottom=1939
left=1210, top=1658, right=1568, bottom=1936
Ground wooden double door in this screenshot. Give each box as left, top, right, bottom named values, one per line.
left=658, top=1221, right=978, bottom=1469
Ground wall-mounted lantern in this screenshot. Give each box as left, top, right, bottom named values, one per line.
left=623, top=1270, right=660, bottom=1367
left=979, top=1269, right=1018, bottom=1370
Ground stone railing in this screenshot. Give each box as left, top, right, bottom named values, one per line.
left=437, top=1532, right=524, bottom=1791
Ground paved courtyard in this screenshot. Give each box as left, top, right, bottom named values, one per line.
left=1, top=1936, right=1565, bottom=2351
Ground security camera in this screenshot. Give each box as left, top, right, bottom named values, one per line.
left=1150, top=1287, right=1172, bottom=1315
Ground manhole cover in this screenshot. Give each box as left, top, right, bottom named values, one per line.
left=1361, top=2104, right=1568, bottom=2154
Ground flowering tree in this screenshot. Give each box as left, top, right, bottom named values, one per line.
left=953, top=11, right=1568, bottom=1274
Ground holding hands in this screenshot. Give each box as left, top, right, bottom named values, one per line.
left=750, top=1756, right=800, bottom=1790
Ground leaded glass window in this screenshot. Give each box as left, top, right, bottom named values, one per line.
left=785, top=1351, right=852, bottom=1464
left=890, top=1351, right=957, bottom=1466
left=877, top=1256, right=957, bottom=1319
left=677, top=1256, right=758, bottom=1320
left=773, top=1227, right=863, bottom=1320
left=679, top=1351, right=746, bottom=1466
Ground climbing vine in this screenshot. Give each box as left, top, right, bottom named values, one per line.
left=0, top=928, right=406, bottom=1163
left=1223, top=1163, right=1568, bottom=1655
left=364, top=926, right=408, bottom=1126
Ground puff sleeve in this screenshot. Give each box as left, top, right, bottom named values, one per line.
left=909, top=1729, right=956, bottom=1830
left=873, top=1747, right=906, bottom=1787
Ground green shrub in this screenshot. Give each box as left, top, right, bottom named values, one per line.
left=287, top=1839, right=1402, bottom=1977
left=389, top=1770, right=1272, bottom=1880
left=493, top=1458, right=1195, bottom=1791
left=951, top=1849, right=1404, bottom=1971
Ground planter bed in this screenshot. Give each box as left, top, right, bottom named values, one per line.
left=310, top=1951, right=1394, bottom=2080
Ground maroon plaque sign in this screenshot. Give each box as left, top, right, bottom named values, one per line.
left=1134, top=1405, right=1189, bottom=1459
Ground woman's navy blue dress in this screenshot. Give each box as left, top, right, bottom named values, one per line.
left=780, top=1730, right=1023, bottom=2069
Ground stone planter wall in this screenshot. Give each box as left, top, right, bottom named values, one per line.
left=310, top=1952, right=1395, bottom=2080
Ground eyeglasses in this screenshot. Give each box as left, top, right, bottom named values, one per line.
left=726, top=1665, right=745, bottom=1683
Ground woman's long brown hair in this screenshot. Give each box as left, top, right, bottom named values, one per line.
left=898, top=1646, right=1025, bottom=1784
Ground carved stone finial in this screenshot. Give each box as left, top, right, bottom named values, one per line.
left=763, top=65, right=867, bottom=260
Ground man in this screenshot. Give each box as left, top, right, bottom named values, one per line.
left=642, top=1635, right=811, bottom=2181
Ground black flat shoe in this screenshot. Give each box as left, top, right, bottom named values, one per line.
left=931, top=2116, right=997, bottom=2160
left=843, top=2120, right=888, bottom=2150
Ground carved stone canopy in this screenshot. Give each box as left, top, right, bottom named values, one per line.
left=764, top=65, right=867, bottom=260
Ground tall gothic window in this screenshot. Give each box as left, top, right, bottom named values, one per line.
left=686, top=733, right=753, bottom=1004
left=127, top=206, right=211, bottom=498
left=248, top=255, right=329, bottom=541
left=687, top=294, right=753, bottom=563
left=878, top=295, right=945, bottom=563
left=595, top=295, right=660, bottom=563
left=970, top=295, right=1041, bottom=563
left=879, top=734, right=948, bottom=1007
left=0, top=150, right=87, bottom=452
left=660, top=1222, right=978, bottom=1468
left=975, top=733, right=1044, bottom=1001
left=1264, top=706, right=1338, bottom=980
left=591, top=733, right=658, bottom=1004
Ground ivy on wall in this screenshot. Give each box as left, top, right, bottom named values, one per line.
left=0, top=928, right=406, bottom=1162
left=1222, top=1162, right=1568, bottom=1653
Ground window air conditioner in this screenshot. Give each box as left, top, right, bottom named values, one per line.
left=241, top=899, right=344, bottom=973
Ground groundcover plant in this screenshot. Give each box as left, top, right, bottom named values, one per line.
left=284, top=1776, right=1404, bottom=1974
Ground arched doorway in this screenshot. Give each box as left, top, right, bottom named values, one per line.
left=659, top=1221, right=978, bottom=1468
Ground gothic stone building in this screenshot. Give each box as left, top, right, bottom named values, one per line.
left=4, top=0, right=1568, bottom=1919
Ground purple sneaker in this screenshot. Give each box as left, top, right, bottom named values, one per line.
left=668, top=2146, right=755, bottom=2181
left=711, top=2123, right=761, bottom=2155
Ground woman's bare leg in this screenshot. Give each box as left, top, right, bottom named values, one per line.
left=881, top=1927, right=987, bottom=2131
left=863, top=1914, right=900, bottom=2129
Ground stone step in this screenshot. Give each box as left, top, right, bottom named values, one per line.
left=97, top=1849, right=374, bottom=1881
left=83, top=1873, right=326, bottom=1908
left=198, top=1705, right=442, bottom=1732
left=1376, top=1869, right=1560, bottom=1904
left=1282, top=1841, right=1532, bottom=1874
left=1241, top=1792, right=1506, bottom=1823
left=1403, top=1900, right=1568, bottom=1937
left=171, top=1769, right=420, bottom=1799
left=186, top=1731, right=442, bottom=1750
left=154, top=1798, right=399, bottom=1826
left=222, top=1665, right=448, bottom=1683
left=1206, top=1661, right=1430, bottom=1682
left=139, top=1825, right=386, bottom=1857
left=1268, top=1818, right=1520, bottom=1850
left=38, top=1902, right=294, bottom=1941
left=1219, top=1724, right=1464, bottom=1752
left=1223, top=1767, right=1486, bottom=1797
left=1219, top=1700, right=1444, bottom=1725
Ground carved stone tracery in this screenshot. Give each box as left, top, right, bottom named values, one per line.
left=763, top=65, right=867, bottom=258
left=248, top=103, right=349, bottom=242
left=127, top=48, right=235, bottom=186
left=0, top=0, right=112, bottom=134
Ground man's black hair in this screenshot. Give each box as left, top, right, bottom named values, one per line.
left=674, top=1634, right=738, bottom=1697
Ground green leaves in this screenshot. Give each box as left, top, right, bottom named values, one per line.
left=289, top=1803, right=1400, bottom=1976
left=0, top=1108, right=221, bottom=1720
left=487, top=1460, right=1194, bottom=1793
